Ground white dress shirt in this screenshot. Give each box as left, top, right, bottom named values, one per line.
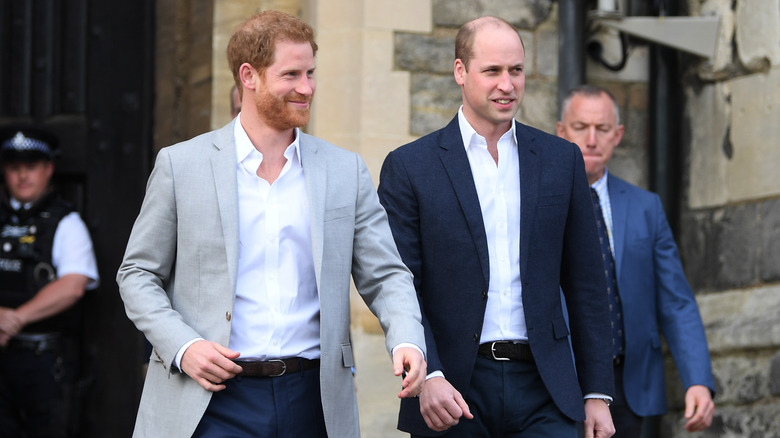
left=457, top=108, right=526, bottom=343
left=229, top=121, right=320, bottom=361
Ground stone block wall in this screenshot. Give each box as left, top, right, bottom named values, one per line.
left=671, top=0, right=780, bottom=436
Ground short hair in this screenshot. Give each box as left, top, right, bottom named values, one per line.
left=455, top=16, right=524, bottom=71
left=226, top=10, right=318, bottom=89
left=560, top=84, right=621, bottom=126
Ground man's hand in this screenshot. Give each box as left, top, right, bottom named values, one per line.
left=419, top=376, right=473, bottom=431
left=393, top=346, right=427, bottom=398
left=0, top=307, right=24, bottom=340
left=180, top=340, right=243, bottom=392
left=683, top=384, right=714, bottom=432
left=583, top=398, right=615, bottom=438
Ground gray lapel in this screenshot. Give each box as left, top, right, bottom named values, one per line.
left=210, top=121, right=240, bottom=291
left=299, top=133, right=325, bottom=291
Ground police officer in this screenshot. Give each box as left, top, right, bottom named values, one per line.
left=0, top=127, right=99, bottom=437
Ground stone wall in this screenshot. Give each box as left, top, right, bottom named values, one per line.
left=673, top=0, right=780, bottom=436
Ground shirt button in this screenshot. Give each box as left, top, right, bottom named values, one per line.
left=225, top=311, right=232, bottom=321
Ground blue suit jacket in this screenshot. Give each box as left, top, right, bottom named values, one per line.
left=379, top=116, right=615, bottom=435
left=607, top=174, right=715, bottom=416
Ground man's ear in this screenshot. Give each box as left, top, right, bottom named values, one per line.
left=239, top=63, right=259, bottom=91
left=615, top=124, right=625, bottom=146
left=454, top=59, right=466, bottom=86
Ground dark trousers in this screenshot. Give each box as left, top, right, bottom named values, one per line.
left=416, top=355, right=576, bottom=438
left=578, top=359, right=643, bottom=438
left=192, top=366, right=328, bottom=438
left=609, top=360, right=643, bottom=438
left=0, top=341, right=80, bottom=438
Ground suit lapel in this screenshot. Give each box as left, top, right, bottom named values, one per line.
left=607, top=174, right=628, bottom=279
left=515, top=122, right=540, bottom=282
left=299, top=133, right=325, bottom=293
left=437, top=118, right=490, bottom=285
left=210, top=121, right=240, bottom=291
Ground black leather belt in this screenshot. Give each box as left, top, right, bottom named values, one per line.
left=234, top=358, right=320, bottom=377
left=5, top=333, right=62, bottom=354
left=478, top=341, right=533, bottom=362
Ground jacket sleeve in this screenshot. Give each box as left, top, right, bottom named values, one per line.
left=351, top=153, right=426, bottom=357
left=116, top=148, right=202, bottom=369
left=377, top=150, right=441, bottom=372
left=651, top=194, right=715, bottom=393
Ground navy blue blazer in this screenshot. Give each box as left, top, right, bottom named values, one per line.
left=607, top=174, right=715, bottom=416
left=379, top=116, right=615, bottom=435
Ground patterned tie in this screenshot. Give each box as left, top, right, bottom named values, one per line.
left=590, top=188, right=624, bottom=358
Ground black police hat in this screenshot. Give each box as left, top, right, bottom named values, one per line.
left=0, top=126, right=58, bottom=163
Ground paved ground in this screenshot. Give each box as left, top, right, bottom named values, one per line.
left=353, top=328, right=408, bottom=438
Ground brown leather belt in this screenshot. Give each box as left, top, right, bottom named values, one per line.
left=234, top=358, right=320, bottom=377
left=478, top=341, right=533, bottom=362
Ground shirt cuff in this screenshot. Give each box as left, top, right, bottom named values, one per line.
left=584, top=392, right=613, bottom=402
left=426, top=370, right=444, bottom=380
left=174, top=338, right=204, bottom=372
left=391, top=342, right=424, bottom=359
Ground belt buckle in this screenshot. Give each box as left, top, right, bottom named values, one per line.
left=267, top=359, right=287, bottom=377
left=490, top=341, right=510, bottom=361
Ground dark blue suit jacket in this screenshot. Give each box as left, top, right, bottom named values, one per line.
left=378, top=116, right=615, bottom=435
left=607, top=174, right=715, bottom=416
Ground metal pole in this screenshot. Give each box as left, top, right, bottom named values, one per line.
left=557, top=0, right=586, bottom=118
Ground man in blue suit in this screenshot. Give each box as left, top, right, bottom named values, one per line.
left=379, top=16, right=615, bottom=437
left=557, top=85, right=715, bottom=437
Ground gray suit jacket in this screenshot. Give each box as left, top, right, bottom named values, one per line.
left=117, top=120, right=425, bottom=437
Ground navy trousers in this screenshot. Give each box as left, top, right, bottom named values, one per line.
left=192, top=366, right=327, bottom=438
left=416, top=356, right=576, bottom=437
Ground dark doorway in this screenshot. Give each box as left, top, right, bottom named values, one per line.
left=1, top=0, right=154, bottom=436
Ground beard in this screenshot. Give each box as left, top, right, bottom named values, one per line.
left=254, top=86, right=312, bottom=131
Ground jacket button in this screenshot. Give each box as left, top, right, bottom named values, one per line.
left=473, top=333, right=479, bottom=343
left=481, top=290, right=487, bottom=299
left=226, top=311, right=232, bottom=321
